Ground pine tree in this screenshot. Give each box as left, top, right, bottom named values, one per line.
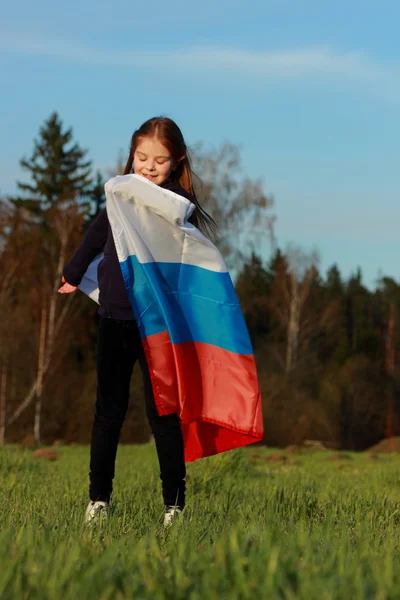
left=89, top=170, right=106, bottom=219
left=266, top=248, right=288, bottom=287
left=5, top=113, right=91, bottom=441
left=326, top=264, right=343, bottom=295
left=345, top=268, right=380, bottom=356
left=320, top=264, right=348, bottom=364
left=14, top=112, right=92, bottom=216
left=236, top=252, right=270, bottom=302
left=235, top=252, right=272, bottom=341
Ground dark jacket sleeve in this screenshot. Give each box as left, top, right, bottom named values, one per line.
left=63, top=209, right=108, bottom=286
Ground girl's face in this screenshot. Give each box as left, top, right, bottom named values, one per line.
left=133, top=137, right=175, bottom=185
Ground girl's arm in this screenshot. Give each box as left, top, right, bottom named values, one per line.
left=63, top=209, right=108, bottom=286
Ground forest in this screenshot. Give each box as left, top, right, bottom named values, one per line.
left=1, top=113, right=398, bottom=451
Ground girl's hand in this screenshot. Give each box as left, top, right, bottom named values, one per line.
left=58, top=276, right=78, bottom=294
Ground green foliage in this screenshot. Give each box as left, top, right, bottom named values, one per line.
left=3, top=111, right=400, bottom=453
left=236, top=253, right=272, bottom=340
left=14, top=112, right=92, bottom=216
left=1, top=444, right=400, bottom=598
left=89, top=170, right=106, bottom=219
left=235, top=251, right=400, bottom=450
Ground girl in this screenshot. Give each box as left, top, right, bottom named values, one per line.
left=59, top=117, right=216, bottom=526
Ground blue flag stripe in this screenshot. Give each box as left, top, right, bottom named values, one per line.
left=120, top=257, right=253, bottom=355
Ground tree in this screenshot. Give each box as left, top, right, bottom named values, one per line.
left=235, top=253, right=271, bottom=341
left=339, top=355, right=387, bottom=449
left=0, top=200, right=21, bottom=444
left=344, top=268, right=378, bottom=355
left=7, top=117, right=400, bottom=451
left=325, top=264, right=343, bottom=295
left=6, top=201, right=84, bottom=443
left=318, top=264, right=348, bottom=365
left=2, top=113, right=93, bottom=443
left=376, top=276, right=400, bottom=446
left=267, top=245, right=319, bottom=374
left=192, top=143, right=275, bottom=265
left=14, top=112, right=92, bottom=217
left=284, top=247, right=319, bottom=373
left=89, top=170, right=106, bottom=219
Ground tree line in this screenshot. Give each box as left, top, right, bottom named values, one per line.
left=1, top=113, right=398, bottom=450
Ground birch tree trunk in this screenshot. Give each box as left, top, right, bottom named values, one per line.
left=7, top=210, right=74, bottom=428
left=284, top=247, right=318, bottom=374
left=286, top=276, right=300, bottom=373
left=34, top=304, right=47, bottom=444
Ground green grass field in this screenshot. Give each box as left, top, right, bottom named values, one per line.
left=1, top=444, right=400, bottom=599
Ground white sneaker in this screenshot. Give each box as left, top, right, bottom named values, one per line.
left=164, top=505, right=183, bottom=527
left=85, top=501, right=110, bottom=525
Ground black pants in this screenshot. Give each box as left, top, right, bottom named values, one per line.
left=89, top=318, right=186, bottom=508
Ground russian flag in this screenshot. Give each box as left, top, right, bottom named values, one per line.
left=83, top=175, right=263, bottom=462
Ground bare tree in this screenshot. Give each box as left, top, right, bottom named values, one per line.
left=269, top=245, right=326, bottom=374
left=192, top=142, right=275, bottom=265
left=7, top=200, right=81, bottom=437
left=0, top=201, right=21, bottom=443
left=284, top=246, right=319, bottom=373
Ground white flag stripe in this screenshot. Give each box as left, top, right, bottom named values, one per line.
left=106, top=175, right=227, bottom=273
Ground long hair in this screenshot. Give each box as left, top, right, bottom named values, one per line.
left=123, top=117, right=217, bottom=238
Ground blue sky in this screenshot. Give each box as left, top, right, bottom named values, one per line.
left=1, top=0, right=399, bottom=286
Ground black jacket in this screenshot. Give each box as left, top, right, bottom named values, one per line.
left=63, top=179, right=194, bottom=320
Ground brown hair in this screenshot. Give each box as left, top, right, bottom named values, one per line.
left=123, top=117, right=217, bottom=238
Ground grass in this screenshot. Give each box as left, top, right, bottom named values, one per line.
left=1, top=444, right=400, bottom=599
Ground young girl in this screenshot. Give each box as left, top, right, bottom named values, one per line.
left=59, top=117, right=216, bottom=526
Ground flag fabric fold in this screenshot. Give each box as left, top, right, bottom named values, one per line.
left=79, top=174, right=263, bottom=462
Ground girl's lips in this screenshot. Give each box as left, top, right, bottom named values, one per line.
left=143, top=174, right=157, bottom=181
